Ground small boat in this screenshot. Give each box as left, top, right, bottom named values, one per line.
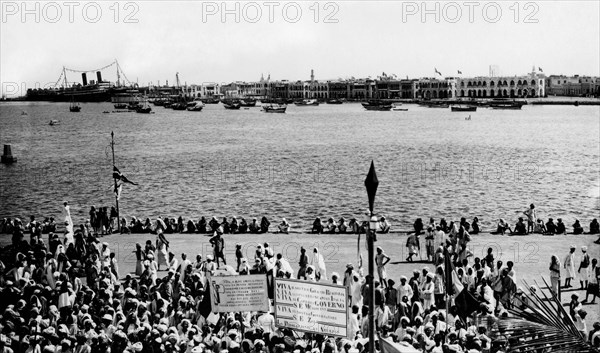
left=362, top=101, right=392, bottom=111
left=392, top=107, right=408, bottom=111
left=103, top=111, right=110, bottom=114
left=240, top=99, right=257, bottom=107
left=451, top=105, right=477, bottom=112
left=153, top=99, right=165, bottom=106
left=203, top=98, right=221, bottom=104
left=171, top=102, right=187, bottom=110
left=419, top=101, right=450, bottom=108
left=224, top=102, right=241, bottom=110
left=294, top=99, right=319, bottom=106
left=21, top=111, right=28, bottom=116
left=187, top=102, right=205, bottom=111
left=263, top=104, right=287, bottom=113
left=326, top=99, right=343, bottom=104
left=489, top=101, right=523, bottom=110
left=69, top=103, right=81, bottom=112
left=114, top=103, right=127, bottom=109
left=127, top=102, right=140, bottom=110
left=49, top=120, right=59, bottom=125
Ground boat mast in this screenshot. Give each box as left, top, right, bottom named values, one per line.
left=111, top=131, right=121, bottom=233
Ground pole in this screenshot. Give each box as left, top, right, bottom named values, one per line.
left=368, top=213, right=375, bottom=353
left=111, top=131, right=120, bottom=233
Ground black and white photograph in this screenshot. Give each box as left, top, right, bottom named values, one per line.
left=1, top=1, right=599, bottom=352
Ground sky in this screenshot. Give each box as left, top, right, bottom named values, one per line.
left=1, top=0, right=599, bottom=96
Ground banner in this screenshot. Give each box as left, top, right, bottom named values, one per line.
left=208, top=274, right=269, bottom=313
left=274, top=278, right=348, bottom=337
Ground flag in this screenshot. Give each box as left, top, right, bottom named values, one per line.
left=538, top=67, right=543, bottom=72
left=443, top=248, right=464, bottom=296
left=114, top=183, right=122, bottom=201
left=454, top=287, right=480, bottom=319
left=199, top=277, right=213, bottom=318
left=435, top=68, right=442, bottom=76
left=113, top=166, right=138, bottom=185
left=457, top=70, right=462, bottom=74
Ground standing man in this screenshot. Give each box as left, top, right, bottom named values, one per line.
left=577, top=246, right=590, bottom=290
left=63, top=201, right=72, bottom=227
left=523, top=203, right=536, bottom=234
left=209, top=229, right=226, bottom=266
left=564, top=245, right=577, bottom=288
left=376, top=246, right=391, bottom=288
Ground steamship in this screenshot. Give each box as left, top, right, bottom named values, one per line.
left=26, top=71, right=138, bottom=103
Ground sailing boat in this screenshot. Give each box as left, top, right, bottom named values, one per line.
left=69, top=96, right=81, bottom=112
left=136, top=96, right=152, bottom=114
left=262, top=88, right=286, bottom=113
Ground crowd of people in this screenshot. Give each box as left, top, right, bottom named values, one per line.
left=0, top=202, right=599, bottom=353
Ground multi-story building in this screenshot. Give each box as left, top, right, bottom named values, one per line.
left=349, top=79, right=375, bottom=100
left=328, top=80, right=350, bottom=99
left=416, top=77, right=457, bottom=99
left=546, top=75, right=598, bottom=97
left=456, top=70, right=545, bottom=98
left=400, top=79, right=418, bottom=99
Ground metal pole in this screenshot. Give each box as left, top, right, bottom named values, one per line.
left=111, top=131, right=120, bottom=233
left=368, top=213, right=375, bottom=353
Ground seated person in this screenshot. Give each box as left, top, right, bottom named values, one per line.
left=379, top=216, right=391, bottom=233
left=260, top=216, right=270, bottom=233
left=513, top=218, right=527, bottom=235
left=572, top=220, right=584, bottom=235
left=348, top=218, right=360, bottom=234
left=556, top=218, right=566, bottom=235
left=326, top=218, right=337, bottom=234
left=311, top=218, right=324, bottom=234
left=338, top=218, right=348, bottom=234
left=590, top=218, right=600, bottom=234
left=230, top=217, right=239, bottom=234
left=495, top=219, right=512, bottom=234
left=471, top=217, right=480, bottom=234
left=533, top=219, right=546, bottom=234
left=238, top=218, right=248, bottom=233
left=249, top=218, right=260, bottom=234
left=278, top=218, right=290, bottom=234
left=545, top=218, right=557, bottom=234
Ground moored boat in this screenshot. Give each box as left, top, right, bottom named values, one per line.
left=451, top=105, right=477, bottom=112
left=489, top=101, right=524, bottom=110
left=362, top=101, right=392, bottom=111
left=263, top=104, right=287, bottom=113
left=223, top=102, right=241, bottom=110
left=187, top=103, right=204, bottom=111
left=114, top=103, right=127, bottom=109
left=240, top=99, right=257, bottom=107
left=294, top=99, right=319, bottom=106
left=326, top=99, right=343, bottom=104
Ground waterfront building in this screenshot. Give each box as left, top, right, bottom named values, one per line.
left=415, top=77, right=457, bottom=99
left=349, top=78, right=375, bottom=100
left=456, top=69, right=545, bottom=98
left=328, top=80, right=350, bottom=99
left=546, top=75, right=599, bottom=97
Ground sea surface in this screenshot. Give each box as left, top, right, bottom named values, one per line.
left=0, top=101, right=599, bottom=231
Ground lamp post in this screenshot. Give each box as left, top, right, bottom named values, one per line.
left=364, top=161, right=379, bottom=353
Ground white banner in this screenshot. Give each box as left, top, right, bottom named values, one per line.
left=208, top=274, right=270, bottom=313
left=274, top=278, right=348, bottom=337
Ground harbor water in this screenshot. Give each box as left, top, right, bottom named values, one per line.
left=0, top=101, right=598, bottom=230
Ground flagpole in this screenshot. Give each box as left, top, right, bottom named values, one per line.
left=111, top=131, right=120, bottom=233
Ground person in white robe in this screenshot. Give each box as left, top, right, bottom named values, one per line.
left=564, top=245, right=577, bottom=288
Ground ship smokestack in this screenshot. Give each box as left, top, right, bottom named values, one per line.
left=96, top=71, right=103, bottom=83
left=82, top=73, right=88, bottom=86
